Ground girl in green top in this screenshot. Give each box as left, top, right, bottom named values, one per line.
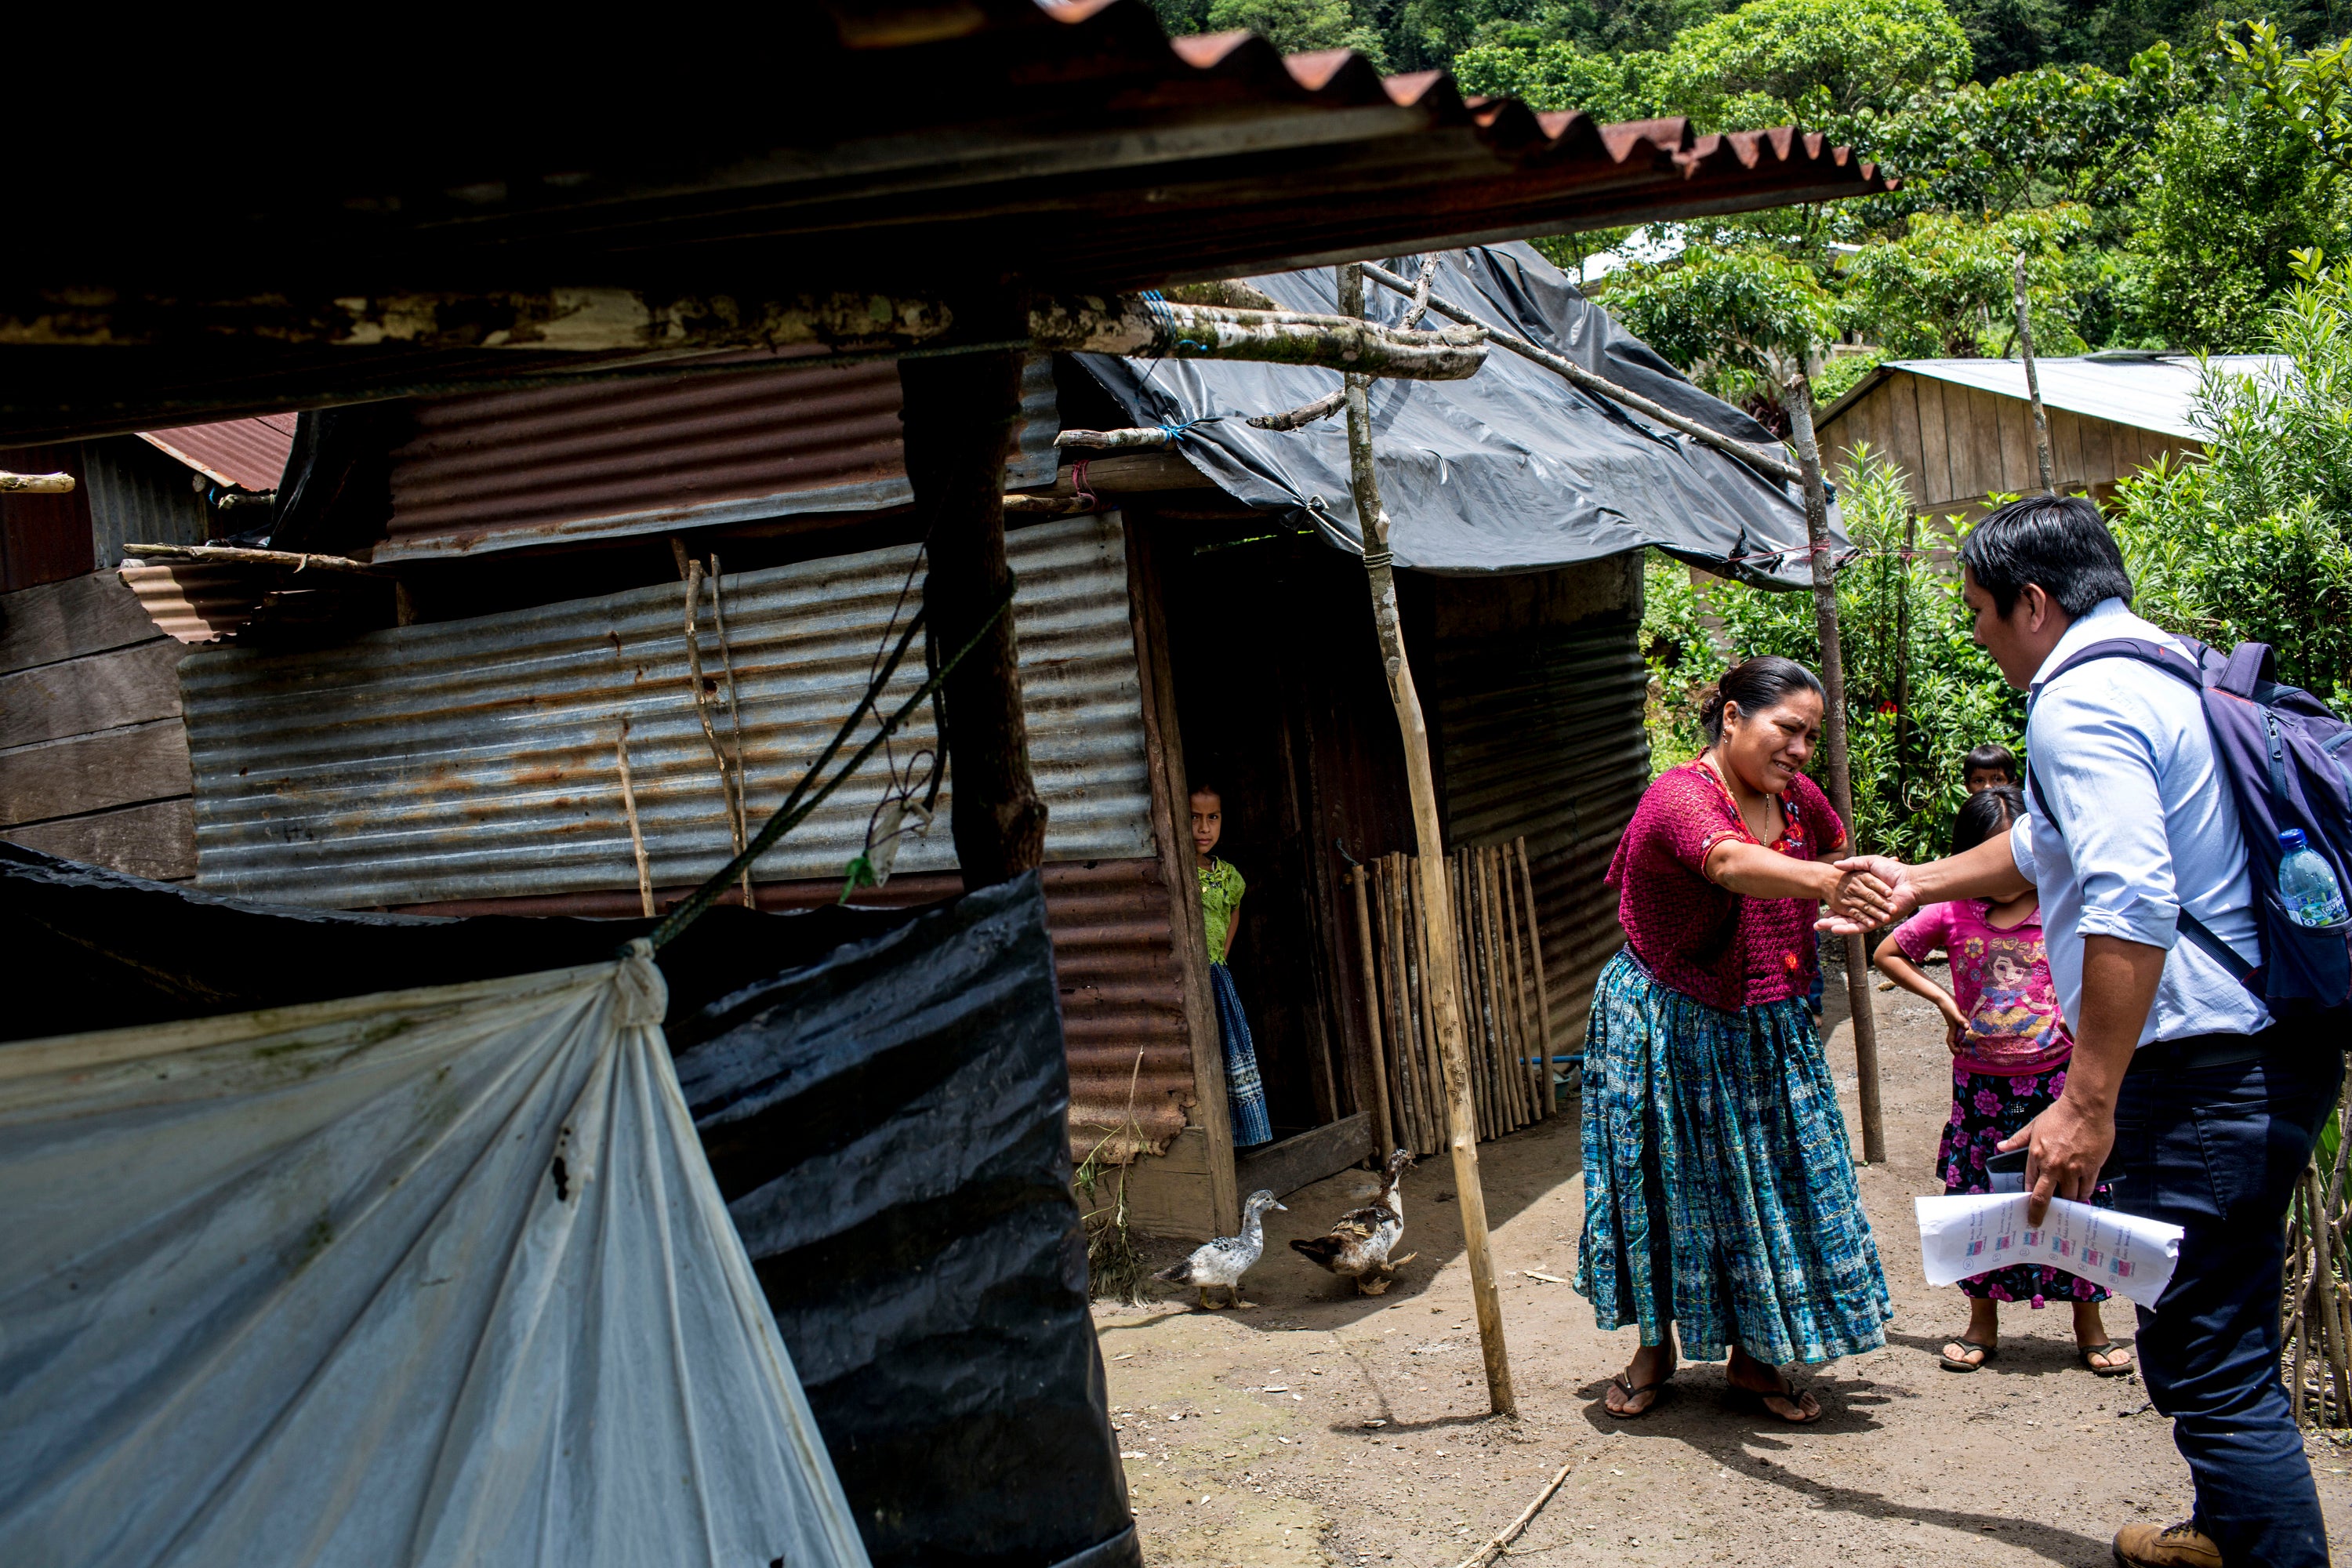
left=1192, top=785, right=1272, bottom=1148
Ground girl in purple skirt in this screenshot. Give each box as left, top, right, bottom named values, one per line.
left=1875, top=785, right=2132, bottom=1377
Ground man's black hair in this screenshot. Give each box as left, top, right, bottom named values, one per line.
left=1963, top=743, right=2018, bottom=779
left=1958, top=494, right=2135, bottom=618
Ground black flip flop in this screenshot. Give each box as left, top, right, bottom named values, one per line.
left=1939, top=1338, right=1998, bottom=1372
left=2078, top=1343, right=2133, bottom=1377
left=1604, top=1371, right=1671, bottom=1418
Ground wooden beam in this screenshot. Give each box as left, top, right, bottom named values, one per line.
left=0, top=471, right=74, bottom=493
left=902, top=344, right=1044, bottom=889
left=1029, top=296, right=1486, bottom=379
left=1341, top=263, right=1515, bottom=1418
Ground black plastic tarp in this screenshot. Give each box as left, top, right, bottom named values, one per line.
left=0, top=844, right=1135, bottom=1568
left=1078, top=241, right=1843, bottom=590
left=670, top=877, right=1134, bottom=1568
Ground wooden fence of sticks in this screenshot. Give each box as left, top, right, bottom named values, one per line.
left=2283, top=1080, right=2352, bottom=1428
left=1350, top=837, right=1555, bottom=1157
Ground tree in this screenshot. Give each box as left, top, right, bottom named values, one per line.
left=1202, top=0, right=1390, bottom=62
left=2127, top=24, right=2352, bottom=350
left=1450, top=37, right=1664, bottom=118
left=1840, top=205, right=2093, bottom=356
left=1648, top=0, right=1974, bottom=129
left=2111, top=249, right=2352, bottom=706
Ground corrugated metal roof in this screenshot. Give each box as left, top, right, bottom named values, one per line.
left=1868, top=355, right=2290, bottom=442
left=373, top=358, right=1058, bottom=561
left=183, top=512, right=1152, bottom=906
left=137, top=415, right=297, bottom=491
left=3, top=3, right=1891, bottom=444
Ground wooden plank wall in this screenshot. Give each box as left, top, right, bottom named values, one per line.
left=1821, top=370, right=2199, bottom=521
left=0, top=570, right=196, bottom=879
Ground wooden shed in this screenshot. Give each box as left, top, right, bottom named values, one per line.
left=1815, top=353, right=2287, bottom=517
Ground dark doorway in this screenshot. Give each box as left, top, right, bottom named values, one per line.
left=1155, top=523, right=1416, bottom=1144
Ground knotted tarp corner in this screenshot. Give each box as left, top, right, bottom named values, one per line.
left=0, top=947, right=870, bottom=1568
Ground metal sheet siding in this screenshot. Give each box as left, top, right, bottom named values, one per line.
left=1433, top=611, right=1649, bottom=1055
left=138, top=415, right=298, bottom=492
left=82, top=437, right=212, bottom=568
left=376, top=355, right=1060, bottom=559
left=184, top=512, right=1152, bottom=906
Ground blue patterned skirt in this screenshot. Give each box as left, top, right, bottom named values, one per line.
left=1210, top=962, right=1273, bottom=1149
left=1576, top=949, right=1892, bottom=1365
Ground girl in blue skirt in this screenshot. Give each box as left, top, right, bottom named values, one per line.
left=1192, top=784, right=1272, bottom=1149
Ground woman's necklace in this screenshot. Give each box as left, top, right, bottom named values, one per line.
left=1698, top=751, right=1782, bottom=845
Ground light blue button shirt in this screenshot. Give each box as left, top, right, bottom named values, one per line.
left=2006, top=597, right=2271, bottom=1044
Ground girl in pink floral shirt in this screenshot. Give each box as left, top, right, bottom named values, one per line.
left=1874, top=786, right=2130, bottom=1378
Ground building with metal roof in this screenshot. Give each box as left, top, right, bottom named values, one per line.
left=1817, top=353, right=2290, bottom=519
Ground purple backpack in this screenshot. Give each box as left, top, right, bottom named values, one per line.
left=2030, top=637, right=2352, bottom=1016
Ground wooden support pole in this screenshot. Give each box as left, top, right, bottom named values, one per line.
left=1344, top=262, right=1514, bottom=1417
left=902, top=343, right=1045, bottom=889
left=1780, top=373, right=1887, bottom=1166
left=0, top=470, right=75, bottom=493
left=1351, top=864, right=1396, bottom=1165
left=2013, top=254, right=2056, bottom=495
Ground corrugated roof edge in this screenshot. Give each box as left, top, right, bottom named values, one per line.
left=1036, top=3, right=1893, bottom=203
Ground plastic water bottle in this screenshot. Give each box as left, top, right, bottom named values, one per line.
left=2280, top=829, right=2350, bottom=927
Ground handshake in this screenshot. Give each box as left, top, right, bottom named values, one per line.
left=1815, top=855, right=1918, bottom=937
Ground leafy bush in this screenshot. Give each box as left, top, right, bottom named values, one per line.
left=2109, top=252, right=2352, bottom=708
left=1641, top=450, right=2027, bottom=858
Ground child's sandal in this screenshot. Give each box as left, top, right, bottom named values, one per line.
left=1939, top=1338, right=1997, bottom=1372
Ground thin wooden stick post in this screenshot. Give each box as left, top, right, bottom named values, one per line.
left=1780, top=373, right=1887, bottom=1165
left=2013, top=254, right=2056, bottom=495
left=1351, top=864, right=1397, bottom=1163
left=1343, top=261, right=1515, bottom=1416
left=616, top=720, right=654, bottom=918
left=1515, top=837, right=1554, bottom=1114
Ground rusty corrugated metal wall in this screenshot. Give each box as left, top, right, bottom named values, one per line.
left=1432, top=580, right=1648, bottom=1059
left=377, top=357, right=1058, bottom=559
left=183, top=512, right=1152, bottom=906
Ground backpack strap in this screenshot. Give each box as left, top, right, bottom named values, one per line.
left=2026, top=637, right=2264, bottom=985
left=2027, top=752, right=2260, bottom=982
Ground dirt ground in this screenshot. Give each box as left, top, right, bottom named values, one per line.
left=1095, top=962, right=2352, bottom=1566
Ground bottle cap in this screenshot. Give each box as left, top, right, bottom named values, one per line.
left=2281, top=827, right=2309, bottom=851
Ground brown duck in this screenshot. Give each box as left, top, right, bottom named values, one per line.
left=1290, top=1149, right=1417, bottom=1295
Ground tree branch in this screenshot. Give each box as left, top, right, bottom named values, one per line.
left=1028, top=296, right=1486, bottom=380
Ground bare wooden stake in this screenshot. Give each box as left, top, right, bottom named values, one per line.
left=616, top=721, right=654, bottom=918
left=1780, top=375, right=1887, bottom=1165
left=1344, top=260, right=1515, bottom=1417
left=1351, top=864, right=1397, bottom=1165
left=2013, top=253, right=2056, bottom=495
left=0, top=470, right=76, bottom=493
left=681, top=559, right=750, bottom=900
left=1515, top=837, right=1555, bottom=1115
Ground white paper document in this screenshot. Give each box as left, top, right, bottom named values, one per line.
left=1915, top=1194, right=2185, bottom=1308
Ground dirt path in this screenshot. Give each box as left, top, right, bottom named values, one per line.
left=1097, top=966, right=2352, bottom=1566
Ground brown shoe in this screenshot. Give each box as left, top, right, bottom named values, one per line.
left=2112, top=1519, right=2221, bottom=1567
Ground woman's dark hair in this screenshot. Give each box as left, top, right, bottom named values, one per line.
left=1958, top=494, right=2134, bottom=617
left=1700, top=655, right=1826, bottom=742
left=1952, top=784, right=2026, bottom=855
left=1188, top=781, right=1222, bottom=802
left=1963, top=742, right=2018, bottom=779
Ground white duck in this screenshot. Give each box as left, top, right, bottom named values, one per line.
left=1152, top=1189, right=1286, bottom=1309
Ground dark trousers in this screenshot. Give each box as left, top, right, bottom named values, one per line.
left=2111, top=1036, right=2342, bottom=1568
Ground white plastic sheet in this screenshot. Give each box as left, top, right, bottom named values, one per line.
left=0, top=945, right=871, bottom=1568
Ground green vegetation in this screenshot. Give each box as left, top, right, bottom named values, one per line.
left=1642, top=456, right=2027, bottom=859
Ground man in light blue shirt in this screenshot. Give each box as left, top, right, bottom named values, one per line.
left=1831, top=495, right=2339, bottom=1568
